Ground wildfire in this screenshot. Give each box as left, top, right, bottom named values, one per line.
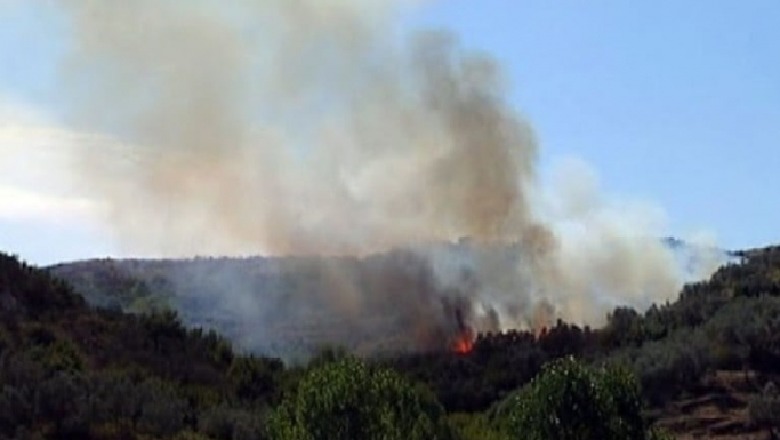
left=452, top=333, right=474, bottom=354
left=451, top=307, right=475, bottom=354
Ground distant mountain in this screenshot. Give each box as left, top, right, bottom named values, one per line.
left=49, top=250, right=471, bottom=362
left=48, top=238, right=734, bottom=361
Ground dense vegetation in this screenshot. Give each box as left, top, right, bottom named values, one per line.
left=0, top=253, right=285, bottom=439
left=389, top=247, right=780, bottom=415
left=2, top=245, right=780, bottom=438
left=0, top=250, right=656, bottom=439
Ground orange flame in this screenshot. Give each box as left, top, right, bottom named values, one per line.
left=452, top=330, right=475, bottom=354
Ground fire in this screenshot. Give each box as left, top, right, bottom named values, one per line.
left=452, top=333, right=474, bottom=354
left=451, top=307, right=475, bottom=354
left=452, top=328, right=474, bottom=354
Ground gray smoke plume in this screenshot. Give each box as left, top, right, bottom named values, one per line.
left=52, top=0, right=724, bottom=352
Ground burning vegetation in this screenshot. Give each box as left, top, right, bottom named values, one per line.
left=451, top=308, right=476, bottom=354
left=452, top=330, right=475, bottom=354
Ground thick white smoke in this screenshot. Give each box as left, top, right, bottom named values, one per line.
left=51, top=0, right=723, bottom=343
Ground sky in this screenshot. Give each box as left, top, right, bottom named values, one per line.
left=0, top=1, right=778, bottom=265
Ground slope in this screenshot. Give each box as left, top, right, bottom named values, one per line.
left=0, top=252, right=286, bottom=439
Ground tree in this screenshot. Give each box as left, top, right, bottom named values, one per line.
left=199, top=405, right=265, bottom=440
left=228, top=355, right=284, bottom=404
left=448, top=413, right=508, bottom=440
left=501, top=356, right=647, bottom=440
left=749, top=382, right=780, bottom=439
left=603, top=307, right=643, bottom=348
left=267, top=357, right=453, bottom=440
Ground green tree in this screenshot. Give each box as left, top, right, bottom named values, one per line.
left=228, top=355, right=284, bottom=404
left=267, top=357, right=452, bottom=440
left=448, top=413, right=508, bottom=440
left=502, top=356, right=646, bottom=440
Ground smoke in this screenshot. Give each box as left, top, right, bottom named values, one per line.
left=52, top=0, right=724, bottom=353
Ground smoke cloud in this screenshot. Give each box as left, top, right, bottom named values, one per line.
left=52, top=0, right=724, bottom=353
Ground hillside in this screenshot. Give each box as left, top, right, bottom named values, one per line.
left=48, top=239, right=730, bottom=362
left=0, top=253, right=287, bottom=439
left=48, top=250, right=463, bottom=362
left=389, top=244, right=780, bottom=436
left=0, top=250, right=656, bottom=439
left=7, top=244, right=780, bottom=438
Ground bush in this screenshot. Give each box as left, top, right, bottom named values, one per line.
left=748, top=381, right=780, bottom=438
left=267, top=357, right=452, bottom=440
left=447, top=413, right=508, bottom=440
left=501, top=357, right=646, bottom=440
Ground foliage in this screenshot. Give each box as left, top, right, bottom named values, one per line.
left=267, top=357, right=453, bottom=440
left=499, top=356, right=646, bottom=440
left=749, top=381, right=780, bottom=439
left=4, top=244, right=780, bottom=438
left=645, top=426, right=675, bottom=440
left=447, top=413, right=508, bottom=440
left=0, top=252, right=284, bottom=439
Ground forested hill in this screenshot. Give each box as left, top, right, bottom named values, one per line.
left=47, top=239, right=731, bottom=362
left=4, top=245, right=780, bottom=438
left=0, top=252, right=286, bottom=439
left=0, top=251, right=673, bottom=439
left=389, top=245, right=780, bottom=413
left=48, top=251, right=454, bottom=361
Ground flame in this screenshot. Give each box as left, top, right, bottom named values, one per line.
left=452, top=329, right=475, bottom=354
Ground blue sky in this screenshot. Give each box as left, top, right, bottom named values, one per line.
left=412, top=1, right=780, bottom=249
left=0, top=1, right=778, bottom=264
